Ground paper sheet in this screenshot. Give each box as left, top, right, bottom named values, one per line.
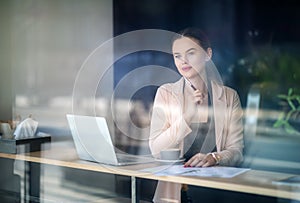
left=141, top=165, right=250, bottom=178
left=272, top=176, right=300, bottom=186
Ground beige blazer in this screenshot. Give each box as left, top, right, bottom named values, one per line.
left=149, top=77, right=244, bottom=202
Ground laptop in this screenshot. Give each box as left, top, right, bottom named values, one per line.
left=66, top=114, right=154, bottom=166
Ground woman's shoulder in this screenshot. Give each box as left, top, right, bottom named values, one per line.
left=157, top=78, right=183, bottom=92
left=158, top=82, right=177, bottom=90
left=211, top=81, right=239, bottom=98
left=223, top=85, right=238, bottom=94
left=211, top=80, right=234, bottom=90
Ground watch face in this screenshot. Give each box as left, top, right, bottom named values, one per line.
left=216, top=154, right=221, bottom=161
left=210, top=153, right=218, bottom=164
left=213, top=153, right=221, bottom=164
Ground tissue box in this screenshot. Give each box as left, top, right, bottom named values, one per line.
left=0, top=134, right=51, bottom=154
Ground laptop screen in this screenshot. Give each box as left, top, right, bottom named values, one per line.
left=66, top=114, right=119, bottom=165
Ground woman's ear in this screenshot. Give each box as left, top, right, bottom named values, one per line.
left=205, top=48, right=212, bottom=61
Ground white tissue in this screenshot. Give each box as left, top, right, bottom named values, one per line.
left=14, top=118, right=38, bottom=139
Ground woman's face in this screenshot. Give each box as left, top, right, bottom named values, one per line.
left=172, top=37, right=211, bottom=79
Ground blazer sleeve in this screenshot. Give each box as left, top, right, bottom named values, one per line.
left=219, top=89, right=244, bottom=166
left=149, top=85, right=192, bottom=158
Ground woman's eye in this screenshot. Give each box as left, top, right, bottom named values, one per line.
left=174, top=55, right=181, bottom=59
left=187, top=51, right=195, bottom=56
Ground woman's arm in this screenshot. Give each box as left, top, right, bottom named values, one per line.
left=149, top=86, right=192, bottom=157
left=218, top=89, right=244, bottom=166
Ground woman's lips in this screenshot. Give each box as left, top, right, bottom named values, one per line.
left=182, top=66, right=192, bottom=72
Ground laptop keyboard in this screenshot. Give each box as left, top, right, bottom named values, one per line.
left=116, top=153, right=153, bottom=163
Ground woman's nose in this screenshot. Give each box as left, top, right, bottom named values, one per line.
left=181, top=55, right=188, bottom=64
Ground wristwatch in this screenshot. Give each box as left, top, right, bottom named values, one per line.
left=210, top=152, right=221, bottom=165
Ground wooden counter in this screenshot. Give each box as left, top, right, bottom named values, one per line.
left=0, top=141, right=299, bottom=202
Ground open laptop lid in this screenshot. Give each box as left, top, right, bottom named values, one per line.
left=66, top=114, right=119, bottom=165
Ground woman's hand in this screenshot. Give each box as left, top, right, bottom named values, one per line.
left=183, top=88, right=207, bottom=124
left=194, top=89, right=205, bottom=104
left=184, top=153, right=216, bottom=167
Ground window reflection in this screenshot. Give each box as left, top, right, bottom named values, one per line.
left=1, top=0, right=299, bottom=202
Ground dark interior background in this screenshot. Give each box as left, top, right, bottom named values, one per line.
left=113, top=0, right=300, bottom=107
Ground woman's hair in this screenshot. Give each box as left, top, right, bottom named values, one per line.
left=172, top=27, right=211, bottom=50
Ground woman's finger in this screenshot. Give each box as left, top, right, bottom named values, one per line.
left=184, top=153, right=205, bottom=167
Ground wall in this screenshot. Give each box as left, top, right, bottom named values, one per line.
left=2, top=0, right=113, bottom=132
left=0, top=0, right=12, bottom=121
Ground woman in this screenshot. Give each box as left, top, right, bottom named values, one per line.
left=149, top=28, right=244, bottom=202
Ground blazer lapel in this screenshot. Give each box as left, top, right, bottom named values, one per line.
left=212, top=82, right=226, bottom=152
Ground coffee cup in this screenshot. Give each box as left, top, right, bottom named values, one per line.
left=160, top=148, right=181, bottom=160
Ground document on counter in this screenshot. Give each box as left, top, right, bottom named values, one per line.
left=141, top=165, right=250, bottom=178
left=272, top=176, right=300, bottom=187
